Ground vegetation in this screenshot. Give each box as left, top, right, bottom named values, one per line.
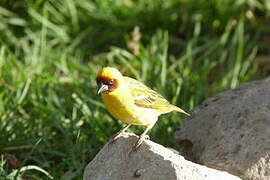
left=0, top=0, right=269, bottom=179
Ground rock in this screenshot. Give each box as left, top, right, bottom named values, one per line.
left=176, top=77, right=270, bottom=180
left=84, top=133, right=240, bottom=180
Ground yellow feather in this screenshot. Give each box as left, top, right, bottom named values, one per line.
left=96, top=67, right=190, bottom=149
left=124, top=76, right=189, bottom=115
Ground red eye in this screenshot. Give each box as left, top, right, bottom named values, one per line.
left=106, top=79, right=112, bottom=85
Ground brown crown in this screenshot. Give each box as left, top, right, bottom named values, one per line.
left=96, top=76, right=119, bottom=93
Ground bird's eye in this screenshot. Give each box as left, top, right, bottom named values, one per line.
left=108, top=79, right=114, bottom=85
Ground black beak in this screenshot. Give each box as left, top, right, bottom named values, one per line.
left=97, top=82, right=109, bottom=94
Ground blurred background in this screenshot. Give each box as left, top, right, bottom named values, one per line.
left=0, top=0, right=270, bottom=179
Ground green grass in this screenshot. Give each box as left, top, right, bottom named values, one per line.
left=0, top=0, right=270, bottom=179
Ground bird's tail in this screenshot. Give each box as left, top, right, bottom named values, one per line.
left=171, top=105, right=190, bottom=116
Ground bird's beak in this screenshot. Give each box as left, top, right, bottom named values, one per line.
left=97, top=82, right=109, bottom=94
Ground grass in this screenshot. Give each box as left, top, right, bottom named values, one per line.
left=0, top=0, right=270, bottom=179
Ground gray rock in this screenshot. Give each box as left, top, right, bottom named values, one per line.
left=176, top=77, right=270, bottom=180
left=84, top=133, right=240, bottom=180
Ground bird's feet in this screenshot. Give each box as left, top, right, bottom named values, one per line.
left=130, top=134, right=150, bottom=152
left=108, top=132, right=122, bottom=144
left=109, top=124, right=131, bottom=144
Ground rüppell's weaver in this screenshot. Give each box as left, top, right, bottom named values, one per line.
left=96, top=67, right=190, bottom=151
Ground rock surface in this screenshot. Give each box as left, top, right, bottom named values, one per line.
left=84, top=133, right=240, bottom=180
left=176, top=77, right=270, bottom=180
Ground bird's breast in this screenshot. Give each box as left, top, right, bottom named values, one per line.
left=101, top=92, right=158, bottom=126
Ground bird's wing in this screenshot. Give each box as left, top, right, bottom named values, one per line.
left=124, top=76, right=172, bottom=113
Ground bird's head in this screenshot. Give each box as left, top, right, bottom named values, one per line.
left=96, top=67, right=123, bottom=94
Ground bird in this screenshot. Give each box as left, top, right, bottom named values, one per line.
left=96, top=67, right=190, bottom=151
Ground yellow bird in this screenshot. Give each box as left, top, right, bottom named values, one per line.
left=96, top=67, right=190, bottom=151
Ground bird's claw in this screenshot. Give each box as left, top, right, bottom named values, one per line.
left=132, top=138, right=143, bottom=151
left=129, top=135, right=149, bottom=155
left=108, top=132, right=122, bottom=144
left=144, top=135, right=150, bottom=140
